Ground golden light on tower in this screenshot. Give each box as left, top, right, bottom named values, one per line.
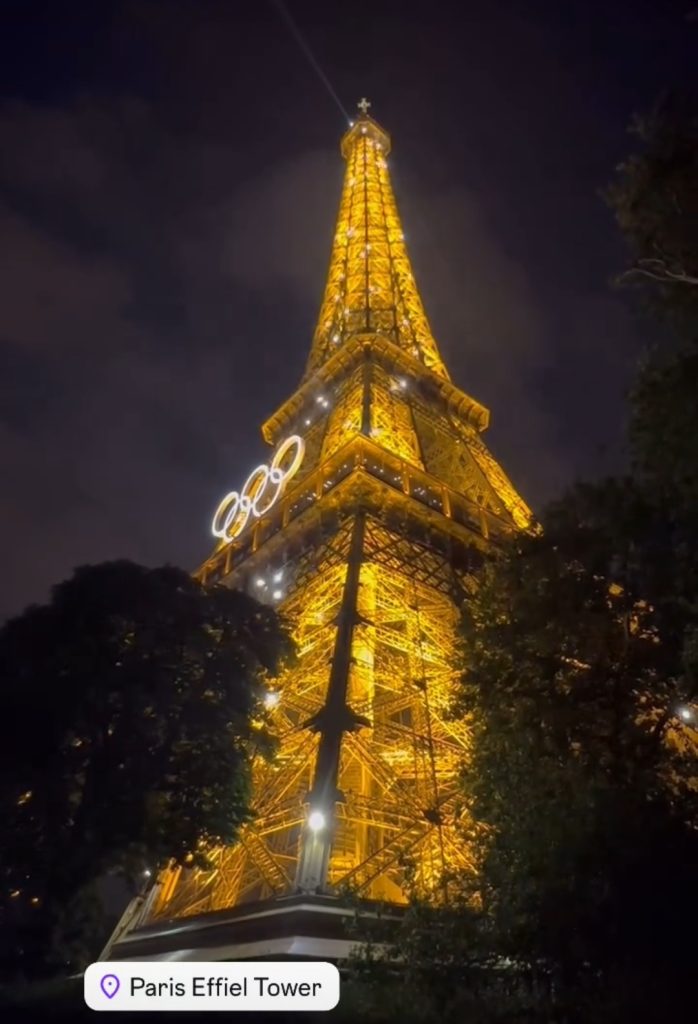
left=111, top=100, right=531, bottom=955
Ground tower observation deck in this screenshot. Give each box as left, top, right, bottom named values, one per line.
left=108, top=100, right=530, bottom=962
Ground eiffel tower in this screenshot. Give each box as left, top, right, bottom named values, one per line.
left=108, top=100, right=529, bottom=962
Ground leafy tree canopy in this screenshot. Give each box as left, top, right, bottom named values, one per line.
left=458, top=489, right=698, bottom=981
left=0, top=560, right=291, bottom=978
left=606, top=91, right=698, bottom=320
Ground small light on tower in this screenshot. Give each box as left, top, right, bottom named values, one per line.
left=308, top=809, right=326, bottom=832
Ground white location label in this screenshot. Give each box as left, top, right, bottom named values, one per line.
left=84, top=961, right=341, bottom=1012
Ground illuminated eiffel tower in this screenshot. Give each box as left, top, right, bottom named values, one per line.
left=109, top=100, right=530, bottom=961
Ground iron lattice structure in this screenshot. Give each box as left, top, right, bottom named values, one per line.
left=150, top=108, right=530, bottom=920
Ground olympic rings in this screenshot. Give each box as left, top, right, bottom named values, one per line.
left=212, top=435, right=306, bottom=542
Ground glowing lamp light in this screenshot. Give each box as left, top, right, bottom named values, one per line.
left=255, top=578, right=266, bottom=588
left=678, top=705, right=694, bottom=722
left=308, top=810, right=326, bottom=832
left=264, top=691, right=280, bottom=709
left=143, top=869, right=152, bottom=879
left=272, top=589, right=283, bottom=600
left=273, top=570, right=283, bottom=583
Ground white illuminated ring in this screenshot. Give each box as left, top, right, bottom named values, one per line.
left=249, top=465, right=283, bottom=519
left=272, top=434, right=305, bottom=480
left=212, top=435, right=306, bottom=543
left=211, top=490, right=247, bottom=541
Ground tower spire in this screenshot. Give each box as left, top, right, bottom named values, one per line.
left=306, top=104, right=450, bottom=381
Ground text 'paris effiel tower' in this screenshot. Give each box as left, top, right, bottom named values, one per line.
left=111, top=100, right=530, bottom=961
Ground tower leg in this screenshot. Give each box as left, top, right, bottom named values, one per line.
left=295, top=512, right=367, bottom=892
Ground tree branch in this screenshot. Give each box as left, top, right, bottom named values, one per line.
left=619, top=258, right=698, bottom=287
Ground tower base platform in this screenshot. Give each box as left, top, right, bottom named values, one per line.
left=108, top=893, right=402, bottom=963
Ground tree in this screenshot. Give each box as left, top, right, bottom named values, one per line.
left=0, top=561, right=291, bottom=980
left=610, top=93, right=698, bottom=733
left=345, top=896, right=548, bottom=1024
left=606, top=92, right=698, bottom=317
left=452, top=485, right=698, bottom=1021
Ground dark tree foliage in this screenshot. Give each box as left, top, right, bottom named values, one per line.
left=0, top=561, right=291, bottom=980
left=616, top=93, right=698, bottom=720
left=628, top=343, right=698, bottom=718
left=455, top=488, right=698, bottom=1020
left=346, top=897, right=550, bottom=1024
left=606, top=92, right=698, bottom=319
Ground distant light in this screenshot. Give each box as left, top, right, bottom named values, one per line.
left=349, top=120, right=355, bottom=127
left=273, top=570, right=283, bottom=583
left=143, top=869, right=152, bottom=879
left=264, top=691, right=280, bottom=709
left=678, top=705, right=693, bottom=722
left=316, top=395, right=325, bottom=404
left=255, top=578, right=266, bottom=588
left=308, top=810, right=326, bottom=832
left=272, top=589, right=283, bottom=600
left=305, top=418, right=311, bottom=426
left=398, top=378, right=408, bottom=389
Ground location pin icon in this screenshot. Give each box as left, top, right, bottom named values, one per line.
left=100, top=974, right=120, bottom=999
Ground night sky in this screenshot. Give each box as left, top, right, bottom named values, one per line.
left=0, top=1, right=695, bottom=620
